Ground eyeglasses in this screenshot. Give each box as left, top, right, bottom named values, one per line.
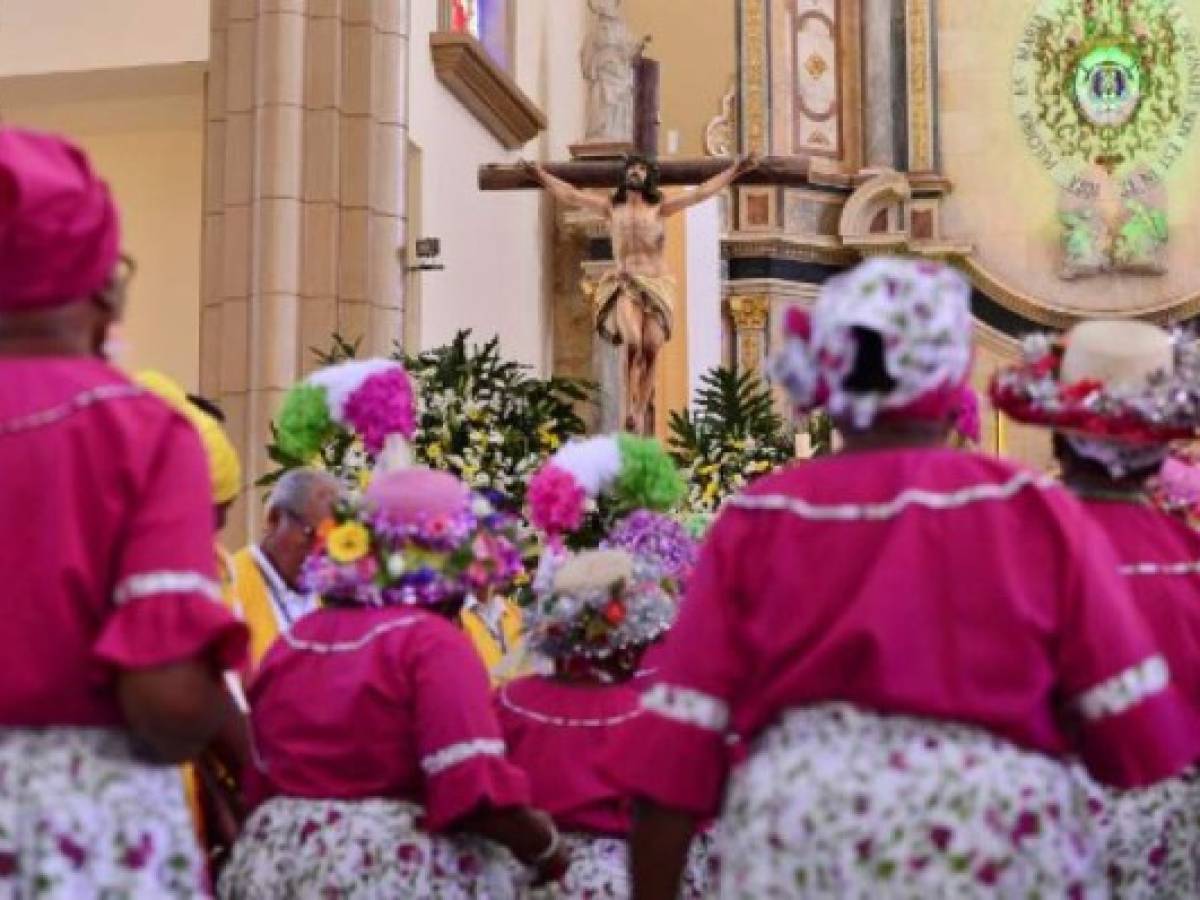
left=283, top=509, right=318, bottom=541
left=95, top=254, right=137, bottom=315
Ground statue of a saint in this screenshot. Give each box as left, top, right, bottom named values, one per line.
left=581, top=0, right=645, bottom=143
left=524, top=155, right=757, bottom=431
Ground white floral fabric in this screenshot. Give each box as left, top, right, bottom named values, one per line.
left=1100, top=766, right=1200, bottom=898
left=717, top=704, right=1108, bottom=899
left=770, top=257, right=972, bottom=428
left=525, top=831, right=714, bottom=899
left=219, top=797, right=519, bottom=899
left=0, top=727, right=207, bottom=898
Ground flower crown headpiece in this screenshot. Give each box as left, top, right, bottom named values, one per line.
left=769, top=257, right=972, bottom=430
left=601, top=509, right=698, bottom=590
left=527, top=549, right=676, bottom=660
left=275, top=359, right=417, bottom=479
left=990, top=332, right=1200, bottom=445
left=527, top=434, right=685, bottom=538
left=300, top=469, right=524, bottom=608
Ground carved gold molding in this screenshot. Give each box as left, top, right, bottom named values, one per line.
left=905, top=0, right=934, bottom=171
left=960, top=257, right=1200, bottom=329
left=729, top=294, right=772, bottom=374
left=430, top=33, right=546, bottom=150
left=739, top=0, right=769, bottom=155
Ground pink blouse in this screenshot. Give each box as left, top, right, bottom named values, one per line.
left=497, top=676, right=643, bottom=836
left=0, top=358, right=247, bottom=727
left=247, top=607, right=531, bottom=831
left=1083, top=499, right=1200, bottom=723
left=607, top=449, right=1199, bottom=818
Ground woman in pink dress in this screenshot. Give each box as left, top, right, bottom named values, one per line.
left=219, top=468, right=568, bottom=898
left=606, top=257, right=1200, bottom=899
left=0, top=127, right=249, bottom=898
left=499, top=546, right=710, bottom=898
left=993, top=320, right=1200, bottom=898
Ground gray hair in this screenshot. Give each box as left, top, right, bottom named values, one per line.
left=267, top=468, right=341, bottom=516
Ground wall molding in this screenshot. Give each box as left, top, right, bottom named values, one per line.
left=430, top=32, right=546, bottom=150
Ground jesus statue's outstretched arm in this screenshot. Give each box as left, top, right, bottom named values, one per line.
left=660, top=155, right=758, bottom=216
left=520, top=161, right=611, bottom=215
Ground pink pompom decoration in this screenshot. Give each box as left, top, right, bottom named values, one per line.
left=528, top=464, right=587, bottom=535
left=343, top=368, right=417, bottom=455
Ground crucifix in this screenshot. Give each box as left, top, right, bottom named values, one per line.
left=479, top=155, right=811, bottom=434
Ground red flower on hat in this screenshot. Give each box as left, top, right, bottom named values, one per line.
left=1061, top=379, right=1104, bottom=405
left=784, top=307, right=812, bottom=341
left=602, top=600, right=627, bottom=626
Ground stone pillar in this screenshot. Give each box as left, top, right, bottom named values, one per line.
left=863, top=0, right=904, bottom=168
left=203, top=0, right=409, bottom=545
left=727, top=294, right=771, bottom=375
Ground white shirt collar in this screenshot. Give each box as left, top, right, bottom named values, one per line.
left=250, top=544, right=320, bottom=630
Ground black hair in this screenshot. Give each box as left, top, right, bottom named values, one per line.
left=187, top=393, right=226, bottom=423
left=1052, top=433, right=1161, bottom=486
left=843, top=327, right=899, bottom=395
left=612, top=155, right=663, bottom=206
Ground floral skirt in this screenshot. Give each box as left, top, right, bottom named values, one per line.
left=219, top=797, right=519, bottom=899
left=0, top=726, right=208, bottom=898
left=717, top=704, right=1108, bottom=899
left=526, top=830, right=714, bottom=899
left=1102, top=766, right=1200, bottom=898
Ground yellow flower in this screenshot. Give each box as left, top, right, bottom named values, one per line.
left=327, top=522, right=371, bottom=564
left=356, top=468, right=373, bottom=491
left=426, top=442, right=444, bottom=461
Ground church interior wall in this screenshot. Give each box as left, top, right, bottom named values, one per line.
left=621, top=0, right=737, bottom=158
left=0, top=0, right=209, bottom=390
left=408, top=0, right=585, bottom=373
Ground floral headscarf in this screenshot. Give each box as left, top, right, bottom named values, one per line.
left=770, top=257, right=973, bottom=429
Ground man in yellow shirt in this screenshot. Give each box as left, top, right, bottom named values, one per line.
left=229, top=469, right=340, bottom=669
left=460, top=593, right=527, bottom=685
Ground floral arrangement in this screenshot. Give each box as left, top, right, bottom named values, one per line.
left=269, top=359, right=416, bottom=485
left=300, top=474, right=525, bottom=608
left=990, top=333, right=1200, bottom=445
left=527, top=434, right=685, bottom=545
left=265, top=332, right=591, bottom=504
left=669, top=367, right=795, bottom=514
left=405, top=332, right=590, bottom=504
left=601, top=509, right=698, bottom=589
left=527, top=549, right=676, bottom=660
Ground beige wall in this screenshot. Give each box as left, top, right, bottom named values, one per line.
left=623, top=0, right=737, bottom=157
left=0, top=0, right=208, bottom=76
left=408, top=0, right=586, bottom=371
left=0, top=67, right=206, bottom=389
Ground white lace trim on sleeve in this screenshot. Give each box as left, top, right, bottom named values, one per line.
left=1076, top=656, right=1170, bottom=722
left=113, top=571, right=222, bottom=606
left=642, top=683, right=730, bottom=732
left=420, top=738, right=506, bottom=777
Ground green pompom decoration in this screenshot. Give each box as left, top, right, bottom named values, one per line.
left=614, top=434, right=685, bottom=512
left=276, top=384, right=335, bottom=461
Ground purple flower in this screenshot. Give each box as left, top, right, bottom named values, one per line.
left=604, top=510, right=698, bottom=586
left=343, top=368, right=416, bottom=454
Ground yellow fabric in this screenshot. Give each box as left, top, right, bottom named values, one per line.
left=229, top=547, right=283, bottom=670
left=460, top=598, right=528, bottom=686
left=134, top=370, right=243, bottom=505
left=593, top=272, right=676, bottom=343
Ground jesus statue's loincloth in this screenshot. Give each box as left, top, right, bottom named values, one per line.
left=592, top=271, right=675, bottom=345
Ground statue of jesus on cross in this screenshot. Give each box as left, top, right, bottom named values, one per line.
left=521, top=154, right=757, bottom=432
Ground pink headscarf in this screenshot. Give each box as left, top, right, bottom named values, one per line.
left=0, top=128, right=120, bottom=310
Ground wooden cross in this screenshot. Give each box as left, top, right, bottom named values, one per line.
left=478, top=155, right=813, bottom=191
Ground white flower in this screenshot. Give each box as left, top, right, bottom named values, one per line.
left=386, top=554, right=407, bottom=578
